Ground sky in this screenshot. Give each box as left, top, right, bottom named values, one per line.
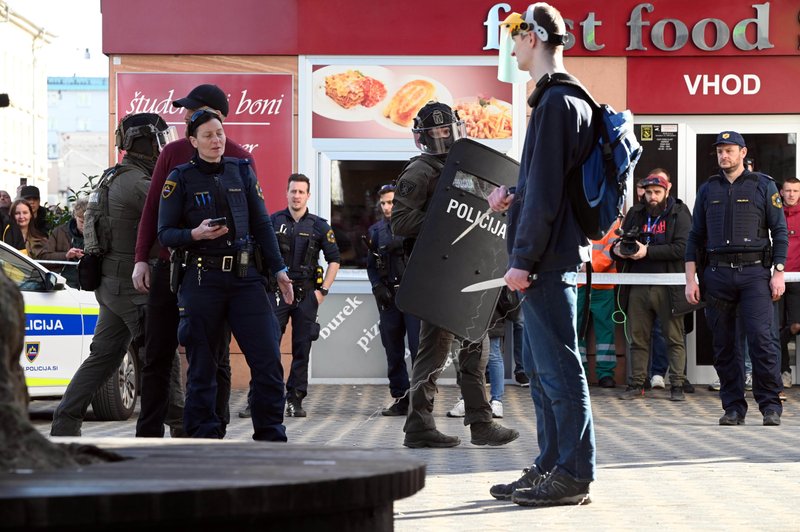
left=8, top=0, right=106, bottom=77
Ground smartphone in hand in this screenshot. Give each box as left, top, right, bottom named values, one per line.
left=208, top=217, right=227, bottom=227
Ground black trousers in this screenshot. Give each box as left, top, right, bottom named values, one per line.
left=136, top=262, right=231, bottom=437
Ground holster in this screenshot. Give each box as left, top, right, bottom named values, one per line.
left=169, top=249, right=186, bottom=294
left=706, top=294, right=737, bottom=315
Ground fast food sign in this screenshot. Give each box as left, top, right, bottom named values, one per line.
left=311, top=64, right=512, bottom=140
left=116, top=72, right=293, bottom=214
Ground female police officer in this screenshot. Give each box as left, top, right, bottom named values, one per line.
left=158, top=109, right=293, bottom=441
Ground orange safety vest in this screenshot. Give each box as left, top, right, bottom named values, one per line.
left=579, top=219, right=620, bottom=290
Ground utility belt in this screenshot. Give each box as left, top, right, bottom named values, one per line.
left=291, top=279, right=316, bottom=303
left=708, top=251, right=765, bottom=269
left=187, top=251, right=255, bottom=273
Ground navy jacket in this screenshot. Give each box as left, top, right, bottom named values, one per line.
left=508, top=79, right=593, bottom=273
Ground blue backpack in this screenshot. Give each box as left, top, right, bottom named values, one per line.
left=535, top=74, right=643, bottom=241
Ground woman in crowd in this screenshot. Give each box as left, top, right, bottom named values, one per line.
left=2, top=199, right=47, bottom=258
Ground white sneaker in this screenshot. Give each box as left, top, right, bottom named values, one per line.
left=650, top=375, right=666, bottom=389
left=708, top=378, right=721, bottom=391
left=745, top=373, right=753, bottom=391
left=490, top=400, right=503, bottom=418
left=447, top=398, right=465, bottom=418
left=782, top=371, right=793, bottom=389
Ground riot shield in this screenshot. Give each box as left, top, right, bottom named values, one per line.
left=395, top=138, right=519, bottom=342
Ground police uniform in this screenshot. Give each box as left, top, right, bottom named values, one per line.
left=158, top=156, right=288, bottom=441
left=271, top=207, right=340, bottom=403
left=51, top=155, right=153, bottom=436
left=687, top=166, right=788, bottom=420
left=366, top=217, right=420, bottom=400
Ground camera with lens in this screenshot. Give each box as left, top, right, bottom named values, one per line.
left=617, top=228, right=651, bottom=257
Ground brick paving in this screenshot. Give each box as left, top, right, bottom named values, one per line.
left=31, top=384, right=799, bottom=530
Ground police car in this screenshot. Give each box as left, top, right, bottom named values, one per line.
left=1, top=240, right=138, bottom=420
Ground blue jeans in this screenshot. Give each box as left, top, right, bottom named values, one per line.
left=487, top=336, right=505, bottom=402
left=512, top=315, right=524, bottom=374
left=521, top=268, right=596, bottom=482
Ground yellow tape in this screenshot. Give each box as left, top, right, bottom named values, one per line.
left=26, top=377, right=71, bottom=387
left=24, top=305, right=99, bottom=315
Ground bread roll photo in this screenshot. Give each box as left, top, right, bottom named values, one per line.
left=383, top=79, right=436, bottom=127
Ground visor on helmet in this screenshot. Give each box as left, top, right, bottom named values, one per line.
left=115, top=113, right=173, bottom=154
left=156, top=126, right=179, bottom=151
left=498, top=13, right=532, bottom=84
left=412, top=120, right=467, bottom=155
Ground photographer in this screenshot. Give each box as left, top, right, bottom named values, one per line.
left=612, top=172, right=692, bottom=401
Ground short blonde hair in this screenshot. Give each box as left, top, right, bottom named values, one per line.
left=72, top=196, right=89, bottom=218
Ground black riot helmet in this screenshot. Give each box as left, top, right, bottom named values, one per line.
left=114, top=112, right=176, bottom=160
left=411, top=101, right=466, bottom=155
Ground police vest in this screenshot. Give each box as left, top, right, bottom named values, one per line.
left=174, top=158, right=253, bottom=253
left=370, top=221, right=407, bottom=285
left=274, top=212, right=320, bottom=280
left=705, top=173, right=769, bottom=252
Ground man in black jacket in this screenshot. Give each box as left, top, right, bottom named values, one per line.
left=613, top=171, right=692, bottom=401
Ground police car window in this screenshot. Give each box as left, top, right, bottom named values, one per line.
left=0, top=247, right=46, bottom=291
left=452, top=170, right=498, bottom=201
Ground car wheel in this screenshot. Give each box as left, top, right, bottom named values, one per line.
left=91, top=346, right=138, bottom=421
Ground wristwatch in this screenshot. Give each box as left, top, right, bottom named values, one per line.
left=318, top=286, right=329, bottom=296
left=775, top=263, right=785, bottom=272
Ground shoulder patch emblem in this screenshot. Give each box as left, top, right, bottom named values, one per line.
left=397, top=180, right=416, bottom=197
left=326, top=229, right=336, bottom=243
left=256, top=183, right=265, bottom=200
left=772, top=192, right=783, bottom=209
left=162, top=180, right=177, bottom=199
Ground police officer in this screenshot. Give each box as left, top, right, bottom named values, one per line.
left=685, top=131, right=788, bottom=427
left=262, top=173, right=340, bottom=418
left=51, top=113, right=172, bottom=436
left=134, top=84, right=244, bottom=438
left=157, top=110, right=293, bottom=441
left=392, top=101, right=518, bottom=448
left=366, top=184, right=420, bottom=416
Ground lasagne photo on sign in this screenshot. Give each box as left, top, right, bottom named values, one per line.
left=324, top=69, right=388, bottom=109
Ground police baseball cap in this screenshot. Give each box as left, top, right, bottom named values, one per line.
left=172, top=84, right=229, bottom=117
left=638, top=174, right=669, bottom=190
left=712, top=131, right=746, bottom=148
left=19, top=185, right=41, bottom=199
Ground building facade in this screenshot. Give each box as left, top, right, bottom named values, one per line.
left=0, top=0, right=52, bottom=198
left=101, top=0, right=800, bottom=386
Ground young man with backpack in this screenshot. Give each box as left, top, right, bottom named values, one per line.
left=487, top=2, right=596, bottom=507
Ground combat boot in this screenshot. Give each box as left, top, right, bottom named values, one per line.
left=470, top=421, right=519, bottom=446
left=286, top=391, right=307, bottom=418
left=381, top=395, right=409, bottom=416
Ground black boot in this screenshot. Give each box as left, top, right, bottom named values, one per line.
left=286, top=391, right=307, bottom=418
left=381, top=395, right=409, bottom=416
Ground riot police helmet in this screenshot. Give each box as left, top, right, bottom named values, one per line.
left=411, top=101, right=466, bottom=155
left=114, top=112, right=177, bottom=159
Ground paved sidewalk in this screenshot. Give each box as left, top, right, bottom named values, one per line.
left=31, top=384, right=798, bottom=531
